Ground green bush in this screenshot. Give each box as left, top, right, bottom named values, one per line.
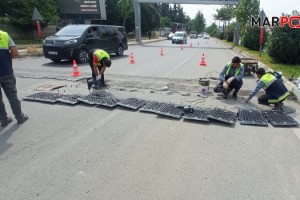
left=226, top=30, right=234, bottom=42
left=267, top=25, right=300, bottom=64
left=218, top=32, right=225, bottom=40
left=242, top=26, right=261, bottom=50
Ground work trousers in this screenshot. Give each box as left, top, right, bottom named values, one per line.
left=0, top=74, right=24, bottom=121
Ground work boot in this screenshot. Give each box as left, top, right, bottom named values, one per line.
left=232, top=91, right=238, bottom=99
left=222, top=88, right=228, bottom=99
left=273, top=102, right=283, bottom=111
left=1, top=117, right=13, bottom=127
left=17, top=114, right=29, bottom=124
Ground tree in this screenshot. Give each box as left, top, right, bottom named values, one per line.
left=191, top=11, right=206, bottom=33
left=3, top=0, right=59, bottom=27
left=234, top=0, right=259, bottom=35
left=206, top=23, right=218, bottom=36
left=117, top=0, right=134, bottom=27
left=213, top=5, right=235, bottom=31
left=160, top=16, right=172, bottom=28
left=141, top=3, right=160, bottom=34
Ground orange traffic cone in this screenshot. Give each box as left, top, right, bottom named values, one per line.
left=190, top=42, right=192, bottom=47
left=160, top=48, right=164, bottom=56
left=129, top=52, right=135, bottom=64
left=71, top=60, right=81, bottom=77
left=200, top=53, right=207, bottom=66
left=180, top=44, right=184, bottom=50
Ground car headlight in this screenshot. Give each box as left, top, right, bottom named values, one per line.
left=64, top=39, right=77, bottom=45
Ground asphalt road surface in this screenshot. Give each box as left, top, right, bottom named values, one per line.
left=1, top=38, right=300, bottom=200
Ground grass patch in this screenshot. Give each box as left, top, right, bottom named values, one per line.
left=14, top=39, right=43, bottom=46
left=222, top=40, right=300, bottom=79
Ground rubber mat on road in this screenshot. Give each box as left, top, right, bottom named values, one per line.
left=238, top=109, right=268, bottom=126
left=262, top=111, right=299, bottom=127
left=207, top=107, right=237, bottom=125
left=57, top=94, right=83, bottom=105
left=117, top=98, right=146, bottom=110
left=96, top=97, right=119, bottom=108
left=23, top=92, right=62, bottom=103
left=78, top=95, right=119, bottom=107
left=140, top=101, right=183, bottom=118
left=156, top=103, right=183, bottom=119
left=183, top=108, right=210, bottom=122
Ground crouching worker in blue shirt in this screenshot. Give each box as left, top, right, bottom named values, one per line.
left=214, top=56, right=244, bottom=99
left=245, top=68, right=289, bottom=110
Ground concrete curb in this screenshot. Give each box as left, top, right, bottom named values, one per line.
left=217, top=39, right=300, bottom=104
left=18, top=38, right=166, bottom=58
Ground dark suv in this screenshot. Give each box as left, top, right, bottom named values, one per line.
left=43, top=24, right=128, bottom=63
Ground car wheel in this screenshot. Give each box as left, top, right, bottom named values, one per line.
left=76, top=49, right=88, bottom=63
left=116, top=45, right=124, bottom=56
left=51, top=59, right=61, bottom=63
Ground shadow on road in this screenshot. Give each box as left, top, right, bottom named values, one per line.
left=0, top=124, right=20, bottom=156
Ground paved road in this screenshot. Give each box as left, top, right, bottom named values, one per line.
left=1, top=38, right=300, bottom=200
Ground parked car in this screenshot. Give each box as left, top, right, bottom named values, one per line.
left=172, top=31, right=187, bottom=44
left=43, top=24, right=128, bottom=63
left=168, top=32, right=174, bottom=40
left=203, top=34, right=210, bottom=39
left=190, top=31, right=197, bottom=39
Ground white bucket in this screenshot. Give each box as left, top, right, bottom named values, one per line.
left=198, top=78, right=210, bottom=94
left=198, top=85, right=209, bottom=94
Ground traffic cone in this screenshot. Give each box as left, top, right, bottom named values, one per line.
left=190, top=42, right=192, bottom=47
left=71, top=60, right=81, bottom=77
left=129, top=52, right=135, bottom=64
left=199, top=53, right=207, bottom=66
left=180, top=44, right=184, bottom=50
left=160, top=48, right=164, bottom=56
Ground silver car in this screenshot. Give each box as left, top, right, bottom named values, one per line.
left=172, top=31, right=187, bottom=44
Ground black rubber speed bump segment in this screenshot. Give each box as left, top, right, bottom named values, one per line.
left=238, top=109, right=268, bottom=126
left=23, top=92, right=63, bottom=103
left=262, top=111, right=299, bottom=127
left=78, top=95, right=119, bottom=107
left=57, top=94, right=83, bottom=105
left=207, top=107, right=237, bottom=125
left=156, top=103, right=183, bottom=119
left=183, top=108, right=210, bottom=122
left=140, top=101, right=183, bottom=118
left=117, top=98, right=146, bottom=110
left=96, top=97, right=119, bottom=108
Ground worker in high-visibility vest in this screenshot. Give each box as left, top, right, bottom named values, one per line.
left=88, top=49, right=111, bottom=88
left=214, top=56, right=244, bottom=99
left=0, top=30, right=28, bottom=126
left=246, top=68, right=289, bottom=110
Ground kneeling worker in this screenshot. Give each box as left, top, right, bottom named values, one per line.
left=214, top=56, right=244, bottom=99
left=245, top=68, right=289, bottom=110
left=88, top=49, right=111, bottom=86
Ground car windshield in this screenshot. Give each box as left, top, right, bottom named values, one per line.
left=174, top=33, right=184, bottom=37
left=55, top=26, right=87, bottom=36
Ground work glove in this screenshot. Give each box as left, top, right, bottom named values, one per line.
left=226, top=77, right=235, bottom=85
left=223, top=81, right=229, bottom=89
left=96, top=75, right=102, bottom=82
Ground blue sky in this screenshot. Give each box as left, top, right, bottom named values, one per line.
left=181, top=0, right=299, bottom=25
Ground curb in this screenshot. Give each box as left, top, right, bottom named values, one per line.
left=18, top=38, right=166, bottom=58
left=217, top=39, right=300, bottom=104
